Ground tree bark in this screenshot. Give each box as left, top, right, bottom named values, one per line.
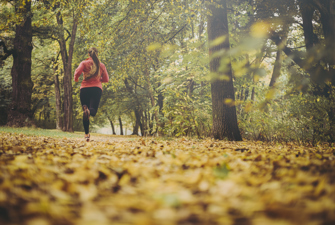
left=250, top=45, right=265, bottom=103
left=110, top=119, right=116, bottom=135
left=317, top=0, right=335, bottom=85
left=144, top=60, right=158, bottom=133
left=251, top=87, right=255, bottom=102
left=157, top=92, right=164, bottom=136
left=7, top=0, right=34, bottom=127
left=132, top=109, right=141, bottom=135
left=269, top=25, right=289, bottom=87
left=188, top=79, right=194, bottom=97
left=143, top=110, right=148, bottom=137
left=207, top=0, right=242, bottom=141
left=132, top=122, right=139, bottom=135
left=315, top=0, right=335, bottom=141
left=269, top=50, right=283, bottom=87
left=300, top=1, right=317, bottom=51
left=54, top=73, right=62, bottom=130
left=296, top=0, right=335, bottom=142
left=285, top=0, right=334, bottom=85
left=239, top=87, right=244, bottom=101
left=119, top=116, right=123, bottom=135
left=124, top=78, right=143, bottom=135
left=244, top=86, right=249, bottom=101
left=56, top=12, right=77, bottom=132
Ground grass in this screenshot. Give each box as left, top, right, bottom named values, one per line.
left=0, top=126, right=141, bottom=140
left=0, top=126, right=85, bottom=139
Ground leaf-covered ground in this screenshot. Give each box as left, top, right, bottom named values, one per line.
left=0, top=132, right=335, bottom=225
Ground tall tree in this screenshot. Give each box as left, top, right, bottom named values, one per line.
left=53, top=63, right=62, bottom=130
left=207, top=0, right=242, bottom=141
left=7, top=0, right=34, bottom=126
left=119, top=116, right=123, bottom=135
left=269, top=28, right=288, bottom=87
left=56, top=11, right=77, bottom=132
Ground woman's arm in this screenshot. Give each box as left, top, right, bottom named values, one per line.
left=100, top=64, right=109, bottom=83
left=74, top=62, right=85, bottom=82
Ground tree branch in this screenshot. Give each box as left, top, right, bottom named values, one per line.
left=270, top=33, right=331, bottom=83
left=0, top=40, right=13, bottom=61
left=271, top=34, right=305, bottom=68
left=164, top=23, right=188, bottom=43
left=311, top=0, right=328, bottom=14
left=65, top=28, right=71, bottom=42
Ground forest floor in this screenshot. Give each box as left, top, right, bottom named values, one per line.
left=0, top=128, right=335, bottom=225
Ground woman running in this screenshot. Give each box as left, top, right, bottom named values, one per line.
left=74, top=47, right=109, bottom=141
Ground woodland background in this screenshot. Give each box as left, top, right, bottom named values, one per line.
left=0, top=0, right=335, bottom=144
left=1, top=1, right=335, bottom=224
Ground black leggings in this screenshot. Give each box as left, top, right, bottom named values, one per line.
left=80, top=87, right=102, bottom=134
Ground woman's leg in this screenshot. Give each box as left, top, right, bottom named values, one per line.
left=80, top=87, right=102, bottom=136
left=88, top=87, right=102, bottom=117
left=80, top=88, right=91, bottom=135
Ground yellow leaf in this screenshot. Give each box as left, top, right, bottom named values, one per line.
left=209, top=36, right=226, bottom=48
left=266, top=89, right=276, bottom=100
left=250, top=21, right=270, bottom=38
left=224, top=98, right=235, bottom=106
left=147, top=43, right=162, bottom=51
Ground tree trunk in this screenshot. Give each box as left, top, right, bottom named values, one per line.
left=317, top=0, right=335, bottom=85
left=157, top=92, right=164, bottom=136
left=149, top=112, right=154, bottom=135
left=119, top=116, right=123, bottom=135
left=251, top=87, right=255, bottom=102
left=7, top=0, right=34, bottom=127
left=54, top=73, right=62, bottom=130
left=239, top=87, right=244, bottom=101
left=188, top=79, right=194, bottom=97
left=56, top=12, right=77, bottom=132
left=143, top=110, right=148, bottom=137
left=132, top=109, right=141, bottom=135
left=287, top=0, right=330, bottom=84
left=144, top=60, right=158, bottom=131
left=269, top=50, right=283, bottom=87
left=300, top=1, right=316, bottom=51
left=0, top=88, right=9, bottom=125
left=105, top=114, right=116, bottom=135
left=270, top=26, right=289, bottom=87
left=111, top=120, right=116, bottom=135
left=207, top=0, right=242, bottom=141
left=250, top=45, right=265, bottom=103
left=158, top=92, right=164, bottom=114
left=244, top=86, right=249, bottom=101
left=132, top=123, right=138, bottom=136
left=124, top=78, right=143, bottom=136
left=316, top=0, right=335, bottom=141
left=298, top=0, right=335, bottom=141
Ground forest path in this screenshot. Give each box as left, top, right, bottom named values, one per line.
left=0, top=131, right=334, bottom=225
left=73, top=133, right=141, bottom=143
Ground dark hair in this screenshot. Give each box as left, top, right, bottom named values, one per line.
left=88, top=47, right=100, bottom=77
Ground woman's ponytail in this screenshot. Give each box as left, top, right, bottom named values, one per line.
left=88, top=47, right=100, bottom=77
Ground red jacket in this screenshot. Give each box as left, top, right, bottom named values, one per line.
left=74, top=57, right=109, bottom=90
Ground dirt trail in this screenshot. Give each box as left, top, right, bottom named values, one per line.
left=75, top=134, right=141, bottom=143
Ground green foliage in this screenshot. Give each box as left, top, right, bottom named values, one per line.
left=162, top=92, right=212, bottom=137
left=0, top=0, right=334, bottom=142
left=0, top=58, right=12, bottom=125
left=238, top=86, right=335, bottom=143
left=30, top=39, right=58, bottom=128
left=158, top=38, right=212, bottom=137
